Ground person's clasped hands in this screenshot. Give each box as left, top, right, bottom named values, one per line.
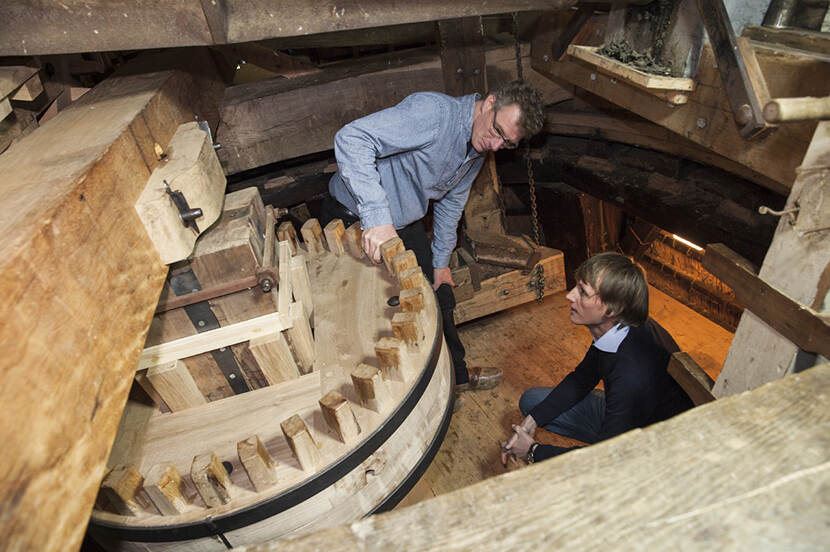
left=500, top=414, right=538, bottom=467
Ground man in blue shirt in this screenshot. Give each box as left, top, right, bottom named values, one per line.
left=325, top=81, right=545, bottom=391
left=500, top=253, right=693, bottom=463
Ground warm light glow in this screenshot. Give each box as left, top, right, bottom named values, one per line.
left=672, top=234, right=704, bottom=251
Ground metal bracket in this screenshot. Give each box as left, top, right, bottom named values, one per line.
left=164, top=180, right=203, bottom=233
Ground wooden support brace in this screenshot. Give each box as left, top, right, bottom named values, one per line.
left=399, top=267, right=428, bottom=290
left=277, top=220, right=299, bottom=255
left=703, top=243, right=830, bottom=359
left=249, top=331, right=300, bottom=384
left=319, top=390, right=362, bottom=444
left=190, top=452, right=232, bottom=508
left=345, top=221, right=364, bottom=258
left=300, top=218, right=325, bottom=257
left=391, top=312, right=422, bottom=346
left=143, top=462, right=190, bottom=516
left=375, top=337, right=406, bottom=382
left=323, top=218, right=346, bottom=256
left=142, top=359, right=207, bottom=412
left=277, top=240, right=293, bottom=316
left=237, top=435, right=278, bottom=491
left=99, top=465, right=147, bottom=516
left=11, top=73, right=44, bottom=101
left=285, top=302, right=315, bottom=374
left=667, top=352, right=716, bottom=406
left=290, top=254, right=314, bottom=324
left=380, top=237, right=405, bottom=274
left=280, top=414, right=321, bottom=471
left=351, top=363, right=389, bottom=413
left=391, top=250, right=418, bottom=280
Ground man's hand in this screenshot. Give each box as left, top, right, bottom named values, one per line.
left=433, top=267, right=455, bottom=291
left=361, top=224, right=398, bottom=264
left=500, top=415, right=538, bottom=467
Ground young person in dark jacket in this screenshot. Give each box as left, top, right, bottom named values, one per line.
left=501, top=252, right=693, bottom=465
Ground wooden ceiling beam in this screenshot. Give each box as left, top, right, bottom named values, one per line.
left=0, top=0, right=576, bottom=56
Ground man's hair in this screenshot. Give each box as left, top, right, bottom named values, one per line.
left=575, top=252, right=649, bottom=327
left=489, top=80, right=545, bottom=138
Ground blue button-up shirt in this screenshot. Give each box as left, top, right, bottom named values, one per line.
left=329, top=92, right=485, bottom=268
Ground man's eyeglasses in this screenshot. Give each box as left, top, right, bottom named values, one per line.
left=492, top=107, right=519, bottom=150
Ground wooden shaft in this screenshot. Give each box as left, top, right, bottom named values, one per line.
left=345, top=221, right=364, bottom=258
left=764, top=96, right=830, bottom=123
left=190, top=452, right=232, bottom=508
left=323, top=218, right=346, bottom=256
left=277, top=241, right=293, bottom=316
left=237, top=435, right=278, bottom=491
left=99, top=465, right=148, bottom=516
left=380, top=237, right=405, bottom=274
left=351, top=363, right=388, bottom=412
left=280, top=414, right=321, bottom=471
left=319, top=390, right=362, bottom=444
left=300, top=218, right=325, bottom=257
left=143, top=462, right=189, bottom=516
left=277, top=220, right=299, bottom=255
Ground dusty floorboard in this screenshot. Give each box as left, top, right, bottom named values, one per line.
left=398, top=286, right=734, bottom=506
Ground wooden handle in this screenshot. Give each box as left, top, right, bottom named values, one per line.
left=763, top=96, right=830, bottom=123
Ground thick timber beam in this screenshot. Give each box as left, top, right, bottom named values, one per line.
left=0, top=1, right=575, bottom=56
left=0, top=68, right=218, bottom=551
left=247, top=363, right=830, bottom=551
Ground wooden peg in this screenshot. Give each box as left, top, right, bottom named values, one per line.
left=277, top=240, right=293, bottom=316
left=290, top=254, right=314, bottom=323
left=144, top=462, right=189, bottom=515
left=285, top=302, right=314, bottom=374
left=190, top=452, right=232, bottom=507
left=375, top=337, right=405, bottom=381
left=392, top=312, right=422, bottom=345
left=399, top=288, right=424, bottom=314
left=390, top=250, right=418, bottom=280
left=280, top=414, right=321, bottom=471
left=319, top=390, right=362, bottom=444
left=277, top=220, right=299, bottom=255
left=100, top=465, right=148, bottom=516
left=143, top=359, right=206, bottom=412
left=399, top=267, right=428, bottom=290
left=323, top=218, right=346, bottom=256
left=380, top=237, right=405, bottom=273
left=237, top=435, right=278, bottom=491
left=345, top=221, right=364, bottom=258
left=351, top=363, right=389, bottom=412
left=300, top=218, right=325, bottom=257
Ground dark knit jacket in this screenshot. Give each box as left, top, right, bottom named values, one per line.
left=529, top=321, right=693, bottom=460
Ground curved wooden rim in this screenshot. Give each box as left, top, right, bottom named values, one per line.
left=89, top=304, right=447, bottom=542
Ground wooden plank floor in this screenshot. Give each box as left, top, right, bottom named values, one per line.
left=398, top=286, right=734, bottom=507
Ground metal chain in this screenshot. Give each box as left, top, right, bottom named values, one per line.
left=512, top=12, right=545, bottom=302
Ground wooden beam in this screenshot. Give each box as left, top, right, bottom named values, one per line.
left=0, top=68, right=218, bottom=551
left=667, top=352, right=715, bottom=406
left=704, top=243, right=830, bottom=360
left=438, top=17, right=487, bottom=97
left=258, top=363, right=830, bottom=551
left=143, top=360, right=208, bottom=412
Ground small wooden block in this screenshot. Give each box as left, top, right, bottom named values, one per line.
left=277, top=241, right=293, bottom=316
left=351, top=363, right=388, bottom=412
left=144, top=359, right=206, bottom=412
left=11, top=73, right=43, bottom=101
left=399, top=288, right=425, bottom=314
left=391, top=250, right=418, bottom=280
left=399, top=267, right=428, bottom=290
left=144, top=462, right=189, bottom=516
left=280, top=414, right=321, bottom=471
left=285, top=302, right=314, bottom=374
left=375, top=337, right=405, bottom=382
left=319, top=390, right=362, bottom=444
left=300, top=218, right=325, bottom=257
left=237, top=435, right=278, bottom=491
left=100, top=465, right=147, bottom=516
left=290, top=255, right=314, bottom=324
left=323, top=218, right=346, bottom=256
left=190, top=452, right=232, bottom=507
left=345, top=221, right=364, bottom=258
left=277, top=220, right=299, bottom=255
left=392, top=312, right=422, bottom=345
left=380, top=237, right=405, bottom=273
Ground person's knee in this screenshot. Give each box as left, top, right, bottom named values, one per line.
left=519, top=389, right=536, bottom=416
